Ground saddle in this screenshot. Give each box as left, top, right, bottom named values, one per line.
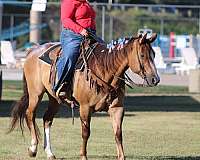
left=39, top=42, right=62, bottom=91
left=39, top=39, right=106, bottom=103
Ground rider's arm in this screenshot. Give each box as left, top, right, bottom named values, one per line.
left=61, top=0, right=84, bottom=34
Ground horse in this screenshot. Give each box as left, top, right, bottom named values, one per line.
left=9, top=33, right=160, bottom=160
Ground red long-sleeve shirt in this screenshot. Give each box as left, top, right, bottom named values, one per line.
left=61, top=0, right=96, bottom=34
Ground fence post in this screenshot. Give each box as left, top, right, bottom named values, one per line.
left=0, top=70, right=2, bottom=100
left=10, top=14, right=14, bottom=41
left=199, top=9, right=200, bottom=34
left=0, top=2, right=2, bottom=100
left=160, top=19, right=164, bottom=35
left=189, top=34, right=193, bottom=48
left=109, top=15, right=113, bottom=41
left=102, top=6, right=105, bottom=41
left=0, top=1, right=3, bottom=39
left=189, top=69, right=200, bottom=93
left=29, top=10, right=41, bottom=43
left=0, top=43, right=2, bottom=100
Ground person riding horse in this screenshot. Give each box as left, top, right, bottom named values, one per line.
left=55, top=0, right=103, bottom=98
left=9, top=33, right=159, bottom=160
left=8, top=0, right=160, bottom=159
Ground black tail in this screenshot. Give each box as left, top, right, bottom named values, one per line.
left=8, top=75, right=29, bottom=135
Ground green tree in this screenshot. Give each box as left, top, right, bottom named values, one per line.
left=118, top=0, right=200, bottom=5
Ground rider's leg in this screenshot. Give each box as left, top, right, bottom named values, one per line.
left=54, top=29, right=83, bottom=94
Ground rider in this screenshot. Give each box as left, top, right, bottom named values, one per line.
left=54, top=0, right=98, bottom=97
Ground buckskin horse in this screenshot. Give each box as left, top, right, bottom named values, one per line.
left=9, top=33, right=160, bottom=160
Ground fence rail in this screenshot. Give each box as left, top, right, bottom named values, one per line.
left=1, top=2, right=200, bottom=58
left=2, top=1, right=200, bottom=8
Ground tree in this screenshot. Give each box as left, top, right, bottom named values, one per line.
left=17, top=0, right=200, bottom=5
left=118, top=0, right=200, bottom=5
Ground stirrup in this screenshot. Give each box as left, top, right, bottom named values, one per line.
left=55, top=83, right=66, bottom=98
left=55, top=82, right=73, bottom=104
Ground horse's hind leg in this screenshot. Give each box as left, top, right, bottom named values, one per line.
left=43, top=94, right=60, bottom=160
left=108, top=107, right=125, bottom=160
left=26, top=92, right=44, bottom=157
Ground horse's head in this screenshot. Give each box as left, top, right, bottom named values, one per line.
left=127, top=33, right=160, bottom=86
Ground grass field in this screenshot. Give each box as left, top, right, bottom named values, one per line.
left=0, top=81, right=200, bottom=160
left=2, top=80, right=189, bottom=100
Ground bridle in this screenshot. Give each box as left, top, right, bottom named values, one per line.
left=82, top=35, right=152, bottom=89
left=113, top=42, right=154, bottom=88
left=136, top=51, right=147, bottom=81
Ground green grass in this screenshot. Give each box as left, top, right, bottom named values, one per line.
left=126, top=85, right=188, bottom=94
left=1, top=102, right=200, bottom=160
left=1, top=80, right=200, bottom=160
left=2, top=80, right=23, bottom=100
left=1, top=80, right=189, bottom=100
left=3, top=80, right=23, bottom=90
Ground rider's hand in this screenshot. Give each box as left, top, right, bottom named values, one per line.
left=80, top=29, right=88, bottom=37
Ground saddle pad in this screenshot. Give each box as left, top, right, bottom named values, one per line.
left=39, top=42, right=61, bottom=65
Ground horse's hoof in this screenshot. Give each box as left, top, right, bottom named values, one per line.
left=28, top=147, right=37, bottom=157
left=48, top=155, right=56, bottom=160
left=81, top=156, right=88, bottom=160
left=118, top=156, right=125, bottom=160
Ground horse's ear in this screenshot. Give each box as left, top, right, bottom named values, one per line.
left=148, top=33, right=157, bottom=43
left=138, top=34, right=142, bottom=38
left=139, top=33, right=147, bottom=44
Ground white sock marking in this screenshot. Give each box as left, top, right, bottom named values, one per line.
left=44, top=127, right=54, bottom=157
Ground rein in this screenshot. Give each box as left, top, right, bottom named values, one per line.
left=135, top=43, right=148, bottom=82
left=113, top=73, right=148, bottom=88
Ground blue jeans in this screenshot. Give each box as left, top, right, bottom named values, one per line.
left=54, top=29, right=104, bottom=92
left=54, top=29, right=83, bottom=91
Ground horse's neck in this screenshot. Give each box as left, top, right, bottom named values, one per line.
left=89, top=43, right=131, bottom=87
left=109, top=44, right=131, bottom=86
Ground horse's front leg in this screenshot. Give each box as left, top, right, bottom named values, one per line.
left=108, top=107, right=125, bottom=160
left=80, top=106, right=91, bottom=160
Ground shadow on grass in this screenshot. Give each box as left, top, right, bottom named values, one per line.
left=124, top=96, right=200, bottom=112
left=127, top=155, right=200, bottom=160
left=0, top=95, right=200, bottom=118
left=56, top=155, right=200, bottom=160
left=0, top=100, right=75, bottom=118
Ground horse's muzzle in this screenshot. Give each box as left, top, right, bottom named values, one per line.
left=144, top=75, right=160, bottom=87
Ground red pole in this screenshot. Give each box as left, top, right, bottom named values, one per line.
left=0, top=71, right=2, bottom=101
left=169, top=32, right=175, bottom=58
